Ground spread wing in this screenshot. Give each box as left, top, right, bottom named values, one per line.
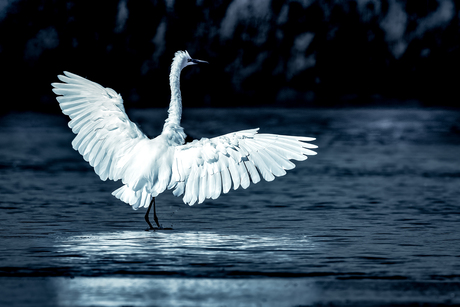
left=168, top=128, right=317, bottom=205
left=52, top=71, right=148, bottom=183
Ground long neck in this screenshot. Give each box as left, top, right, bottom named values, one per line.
left=162, top=57, right=186, bottom=145
left=165, top=60, right=182, bottom=126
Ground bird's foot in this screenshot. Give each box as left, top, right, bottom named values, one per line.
left=144, top=225, right=174, bottom=231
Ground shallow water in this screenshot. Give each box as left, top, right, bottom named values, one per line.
left=1, top=108, right=460, bottom=305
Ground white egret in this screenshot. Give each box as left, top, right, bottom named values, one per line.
left=52, top=50, right=317, bottom=230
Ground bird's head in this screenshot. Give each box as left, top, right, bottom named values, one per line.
left=174, top=50, right=208, bottom=71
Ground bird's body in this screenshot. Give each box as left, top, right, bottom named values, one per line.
left=52, top=51, right=317, bottom=229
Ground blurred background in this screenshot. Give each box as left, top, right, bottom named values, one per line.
left=1, top=0, right=460, bottom=113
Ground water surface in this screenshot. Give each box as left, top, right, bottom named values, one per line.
left=1, top=108, right=459, bottom=305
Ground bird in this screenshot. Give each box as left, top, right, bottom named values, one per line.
left=52, top=50, right=317, bottom=230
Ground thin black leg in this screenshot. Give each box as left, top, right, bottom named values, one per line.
left=144, top=197, right=155, bottom=231
left=153, top=197, right=160, bottom=228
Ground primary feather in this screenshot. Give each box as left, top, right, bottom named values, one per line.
left=52, top=50, right=317, bottom=213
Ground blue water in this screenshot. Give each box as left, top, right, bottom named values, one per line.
left=1, top=108, right=460, bottom=305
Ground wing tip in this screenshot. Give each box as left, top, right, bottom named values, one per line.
left=63, top=71, right=76, bottom=78
left=299, top=137, right=316, bottom=142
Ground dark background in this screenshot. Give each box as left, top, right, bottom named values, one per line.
left=1, top=0, right=460, bottom=113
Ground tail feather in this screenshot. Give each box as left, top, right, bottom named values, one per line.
left=112, top=185, right=151, bottom=210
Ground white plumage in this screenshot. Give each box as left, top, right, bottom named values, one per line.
left=52, top=50, right=317, bottom=229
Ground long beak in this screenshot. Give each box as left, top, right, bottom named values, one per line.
left=191, top=59, right=209, bottom=64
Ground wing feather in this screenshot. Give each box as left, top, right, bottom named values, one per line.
left=170, top=129, right=317, bottom=206
left=199, top=170, right=207, bottom=204
left=237, top=162, right=250, bottom=189
left=220, top=166, right=232, bottom=194
left=243, top=159, right=261, bottom=184
left=212, top=172, right=222, bottom=199
left=268, top=143, right=310, bottom=161
left=258, top=149, right=286, bottom=177
left=227, top=159, right=241, bottom=190
left=207, top=171, right=216, bottom=200
left=88, top=137, right=106, bottom=166
left=249, top=150, right=275, bottom=181
left=53, top=71, right=148, bottom=188
left=264, top=147, right=296, bottom=170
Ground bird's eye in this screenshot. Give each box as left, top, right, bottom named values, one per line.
left=187, top=58, right=192, bottom=62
